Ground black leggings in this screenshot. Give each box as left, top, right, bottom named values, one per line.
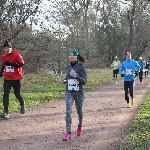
left=124, top=81, right=134, bottom=103
left=3, top=80, right=24, bottom=112
left=139, top=71, right=143, bottom=82
left=145, top=71, right=149, bottom=77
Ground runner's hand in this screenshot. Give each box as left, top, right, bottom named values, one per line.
left=60, top=77, right=64, bottom=83
left=59, top=77, right=67, bottom=84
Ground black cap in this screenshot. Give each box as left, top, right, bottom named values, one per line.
left=3, top=41, right=12, bottom=48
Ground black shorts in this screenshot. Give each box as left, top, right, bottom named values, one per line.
left=113, top=69, right=119, bottom=75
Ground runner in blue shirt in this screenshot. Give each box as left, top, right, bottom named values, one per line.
left=138, top=57, right=145, bottom=84
left=119, top=52, right=140, bottom=108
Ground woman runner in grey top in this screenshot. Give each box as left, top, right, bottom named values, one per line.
left=61, top=49, right=87, bottom=141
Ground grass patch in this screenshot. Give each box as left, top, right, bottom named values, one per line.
left=85, top=68, right=114, bottom=90
left=115, top=93, right=150, bottom=150
left=0, top=68, right=114, bottom=113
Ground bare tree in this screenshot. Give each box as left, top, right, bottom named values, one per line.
left=0, top=0, right=41, bottom=44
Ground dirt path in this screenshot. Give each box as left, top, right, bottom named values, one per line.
left=0, top=78, right=150, bottom=150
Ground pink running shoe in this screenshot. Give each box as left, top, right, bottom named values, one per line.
left=62, top=133, right=71, bottom=141
left=77, top=127, right=82, bottom=136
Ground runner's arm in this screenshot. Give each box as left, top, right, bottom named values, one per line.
left=5, top=61, right=24, bottom=68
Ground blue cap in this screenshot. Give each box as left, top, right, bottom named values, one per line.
left=70, top=49, right=80, bottom=58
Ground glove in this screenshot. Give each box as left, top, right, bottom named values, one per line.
left=0, top=72, right=3, bottom=77
left=70, top=69, right=77, bottom=78
left=60, top=77, right=64, bottom=83
left=59, top=77, right=67, bottom=84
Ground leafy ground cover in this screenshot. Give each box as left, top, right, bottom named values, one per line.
left=115, top=93, right=150, bottom=150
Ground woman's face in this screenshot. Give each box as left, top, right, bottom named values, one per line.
left=4, top=47, right=12, bottom=54
left=69, top=53, right=77, bottom=62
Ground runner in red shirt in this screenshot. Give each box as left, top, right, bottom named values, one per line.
left=0, top=41, right=26, bottom=119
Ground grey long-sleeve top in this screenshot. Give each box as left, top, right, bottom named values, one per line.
left=64, top=61, right=87, bottom=94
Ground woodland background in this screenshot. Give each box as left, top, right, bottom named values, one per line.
left=0, top=0, right=150, bottom=74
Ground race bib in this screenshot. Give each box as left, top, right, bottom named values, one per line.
left=126, top=68, right=132, bottom=75
left=68, top=79, right=79, bottom=91
left=6, top=66, right=14, bottom=72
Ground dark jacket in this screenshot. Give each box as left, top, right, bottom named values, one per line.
left=64, top=61, right=87, bottom=94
